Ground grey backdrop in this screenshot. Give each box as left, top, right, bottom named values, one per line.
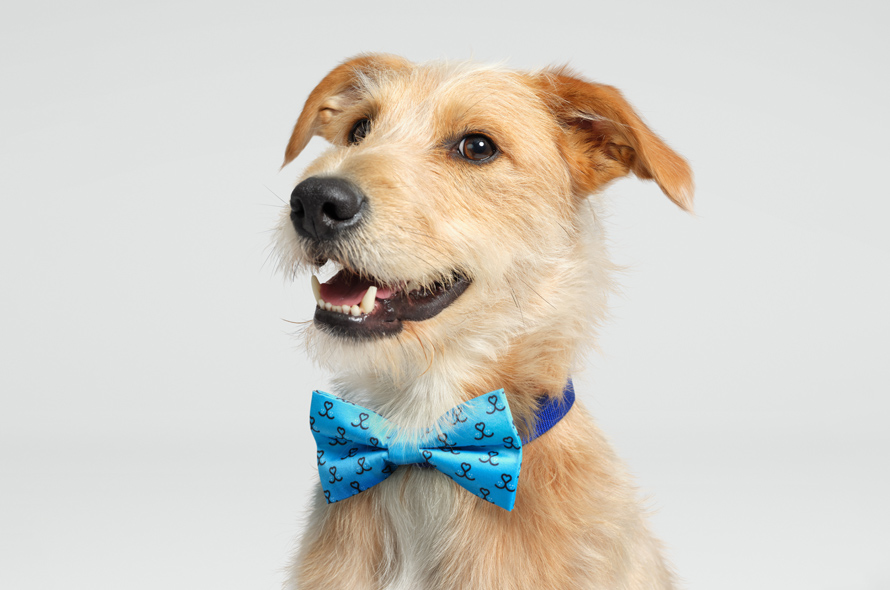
left=2, top=1, right=888, bottom=588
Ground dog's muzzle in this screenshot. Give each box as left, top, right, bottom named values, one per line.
left=290, top=175, right=473, bottom=339
left=290, top=176, right=366, bottom=241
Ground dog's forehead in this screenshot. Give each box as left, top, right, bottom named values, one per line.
left=364, top=64, right=551, bottom=134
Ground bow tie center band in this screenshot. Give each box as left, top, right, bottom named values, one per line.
left=309, top=381, right=575, bottom=511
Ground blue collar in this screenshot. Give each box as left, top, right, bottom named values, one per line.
left=522, top=379, right=575, bottom=444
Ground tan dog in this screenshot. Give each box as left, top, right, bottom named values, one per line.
left=274, top=54, right=693, bottom=590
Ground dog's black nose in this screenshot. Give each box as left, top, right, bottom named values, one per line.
left=289, top=177, right=366, bottom=241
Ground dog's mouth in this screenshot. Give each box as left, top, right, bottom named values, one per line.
left=309, top=267, right=471, bottom=339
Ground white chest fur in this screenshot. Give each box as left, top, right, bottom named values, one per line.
left=333, top=370, right=467, bottom=589
left=376, top=467, right=459, bottom=589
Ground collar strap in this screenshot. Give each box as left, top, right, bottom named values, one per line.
left=522, top=379, right=575, bottom=444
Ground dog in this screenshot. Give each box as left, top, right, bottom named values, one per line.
left=273, top=53, right=693, bottom=590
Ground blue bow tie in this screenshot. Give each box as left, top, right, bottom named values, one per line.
left=310, top=389, right=524, bottom=510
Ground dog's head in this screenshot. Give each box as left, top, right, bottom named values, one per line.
left=274, top=54, right=692, bottom=398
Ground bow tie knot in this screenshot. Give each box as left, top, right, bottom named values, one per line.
left=387, top=438, right=428, bottom=466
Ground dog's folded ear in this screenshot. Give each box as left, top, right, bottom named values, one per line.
left=537, top=67, right=694, bottom=212
left=282, top=53, right=412, bottom=167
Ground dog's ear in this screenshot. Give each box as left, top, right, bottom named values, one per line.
left=282, top=53, right=412, bottom=167
left=537, top=68, right=694, bottom=212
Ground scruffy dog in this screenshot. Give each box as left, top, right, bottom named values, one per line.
left=274, top=54, right=693, bottom=590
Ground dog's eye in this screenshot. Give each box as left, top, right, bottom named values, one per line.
left=458, top=135, right=497, bottom=161
left=348, top=118, right=371, bottom=145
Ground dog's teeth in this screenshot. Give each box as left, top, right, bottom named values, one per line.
left=405, top=280, right=420, bottom=293
left=359, top=286, right=377, bottom=314
left=313, top=284, right=376, bottom=315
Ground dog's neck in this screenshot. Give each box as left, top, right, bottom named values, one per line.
left=329, top=330, right=576, bottom=439
left=330, top=362, right=466, bottom=431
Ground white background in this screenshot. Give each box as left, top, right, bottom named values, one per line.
left=2, top=1, right=888, bottom=588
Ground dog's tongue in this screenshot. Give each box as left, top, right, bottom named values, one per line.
left=319, top=270, right=395, bottom=306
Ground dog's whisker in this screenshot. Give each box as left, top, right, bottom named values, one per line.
left=262, top=183, right=288, bottom=205
left=454, top=91, right=498, bottom=122
left=506, top=281, right=525, bottom=325
left=556, top=222, right=575, bottom=239
left=512, top=275, right=557, bottom=310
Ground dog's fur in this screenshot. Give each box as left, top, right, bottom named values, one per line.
left=274, top=54, right=693, bottom=590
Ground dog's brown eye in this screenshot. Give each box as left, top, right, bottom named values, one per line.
left=348, top=118, right=371, bottom=145
left=458, top=135, right=496, bottom=161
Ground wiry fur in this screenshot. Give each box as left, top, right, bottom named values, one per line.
left=273, top=54, right=693, bottom=590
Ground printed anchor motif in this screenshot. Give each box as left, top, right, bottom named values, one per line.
left=309, top=388, right=524, bottom=510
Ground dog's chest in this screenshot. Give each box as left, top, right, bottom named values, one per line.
left=377, top=467, right=460, bottom=590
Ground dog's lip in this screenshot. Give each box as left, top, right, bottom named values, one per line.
left=312, top=270, right=471, bottom=339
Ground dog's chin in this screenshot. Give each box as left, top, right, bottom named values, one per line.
left=311, top=266, right=471, bottom=340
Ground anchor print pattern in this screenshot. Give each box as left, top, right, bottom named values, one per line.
left=449, top=406, right=468, bottom=425
left=308, top=388, right=523, bottom=511
left=328, top=426, right=349, bottom=446
left=437, top=433, right=461, bottom=455
left=479, top=451, right=500, bottom=466
left=454, top=462, right=476, bottom=480
left=474, top=422, right=493, bottom=440
left=486, top=394, right=506, bottom=414
left=318, top=401, right=335, bottom=420
left=351, top=412, right=371, bottom=430
left=495, top=473, right=516, bottom=492
left=356, top=457, right=372, bottom=474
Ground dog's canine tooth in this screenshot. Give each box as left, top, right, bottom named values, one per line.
left=359, top=286, right=377, bottom=314
left=311, top=275, right=321, bottom=301
left=317, top=298, right=325, bottom=308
